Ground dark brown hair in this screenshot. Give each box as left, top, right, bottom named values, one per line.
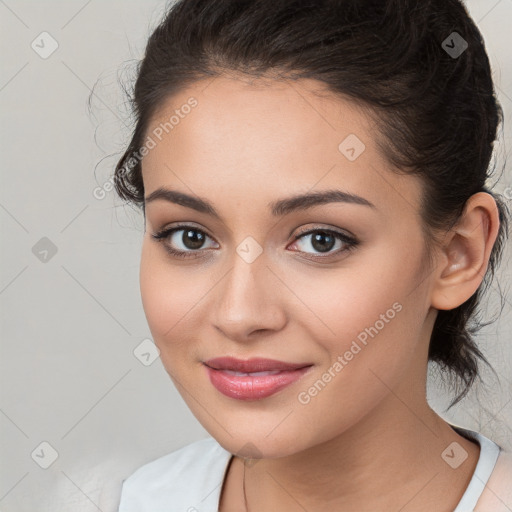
left=114, top=0, right=509, bottom=407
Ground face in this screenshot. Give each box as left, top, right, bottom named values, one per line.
left=139, top=75, right=436, bottom=459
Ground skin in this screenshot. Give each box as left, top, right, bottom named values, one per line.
left=139, top=74, right=500, bottom=511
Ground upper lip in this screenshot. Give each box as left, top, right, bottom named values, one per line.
left=204, top=357, right=312, bottom=372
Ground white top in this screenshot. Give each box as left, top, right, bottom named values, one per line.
left=117, top=424, right=512, bottom=512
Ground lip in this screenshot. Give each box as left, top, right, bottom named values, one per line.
left=204, top=357, right=311, bottom=372
left=203, top=357, right=313, bottom=400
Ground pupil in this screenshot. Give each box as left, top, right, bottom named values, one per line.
left=312, top=232, right=335, bottom=253
left=183, top=229, right=204, bottom=249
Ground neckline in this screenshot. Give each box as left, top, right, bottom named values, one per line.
left=449, top=424, right=501, bottom=511
left=216, top=425, right=501, bottom=511
left=218, top=454, right=235, bottom=508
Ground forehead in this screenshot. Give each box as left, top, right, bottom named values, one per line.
left=141, top=75, right=423, bottom=221
left=145, top=75, right=375, bottom=166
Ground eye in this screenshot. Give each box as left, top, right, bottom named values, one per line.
left=151, top=224, right=218, bottom=259
left=151, top=224, right=359, bottom=261
left=288, top=228, right=359, bottom=259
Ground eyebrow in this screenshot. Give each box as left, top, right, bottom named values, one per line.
left=144, top=187, right=376, bottom=220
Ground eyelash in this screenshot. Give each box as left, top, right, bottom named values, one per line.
left=151, top=223, right=360, bottom=261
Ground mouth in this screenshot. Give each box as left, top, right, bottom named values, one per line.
left=203, top=357, right=313, bottom=400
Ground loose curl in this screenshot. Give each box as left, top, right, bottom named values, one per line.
left=114, top=0, right=509, bottom=407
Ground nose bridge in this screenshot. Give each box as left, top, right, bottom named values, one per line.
left=212, top=244, right=286, bottom=338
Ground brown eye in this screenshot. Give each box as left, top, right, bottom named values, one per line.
left=178, top=229, right=207, bottom=250
left=151, top=225, right=218, bottom=259
left=289, top=228, right=359, bottom=259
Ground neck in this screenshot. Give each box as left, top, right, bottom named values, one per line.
left=237, top=396, right=480, bottom=512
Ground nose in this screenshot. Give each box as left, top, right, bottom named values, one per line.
left=211, top=252, right=288, bottom=342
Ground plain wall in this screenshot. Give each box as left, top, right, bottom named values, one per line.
left=1, top=1, right=511, bottom=510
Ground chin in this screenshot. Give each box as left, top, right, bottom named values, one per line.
left=207, top=425, right=306, bottom=460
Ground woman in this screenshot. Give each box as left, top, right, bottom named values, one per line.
left=114, top=0, right=512, bottom=510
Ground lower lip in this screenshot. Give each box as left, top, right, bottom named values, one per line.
left=204, top=365, right=312, bottom=400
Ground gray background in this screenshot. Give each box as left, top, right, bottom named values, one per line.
left=0, top=1, right=511, bottom=510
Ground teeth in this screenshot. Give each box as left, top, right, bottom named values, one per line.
left=223, top=370, right=283, bottom=376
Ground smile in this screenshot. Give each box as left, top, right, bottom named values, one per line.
left=203, top=357, right=313, bottom=400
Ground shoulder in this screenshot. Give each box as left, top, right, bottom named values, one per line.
left=475, top=449, right=512, bottom=512
left=118, top=437, right=232, bottom=512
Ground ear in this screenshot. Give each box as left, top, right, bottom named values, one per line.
left=431, top=192, right=500, bottom=311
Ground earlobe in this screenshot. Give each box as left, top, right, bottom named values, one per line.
left=431, top=192, right=500, bottom=311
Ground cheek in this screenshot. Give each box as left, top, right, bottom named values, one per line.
left=284, top=245, right=421, bottom=353
left=139, top=244, right=170, bottom=338
left=139, top=241, right=197, bottom=349
left=290, top=241, right=427, bottom=397
left=292, top=291, right=423, bottom=447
